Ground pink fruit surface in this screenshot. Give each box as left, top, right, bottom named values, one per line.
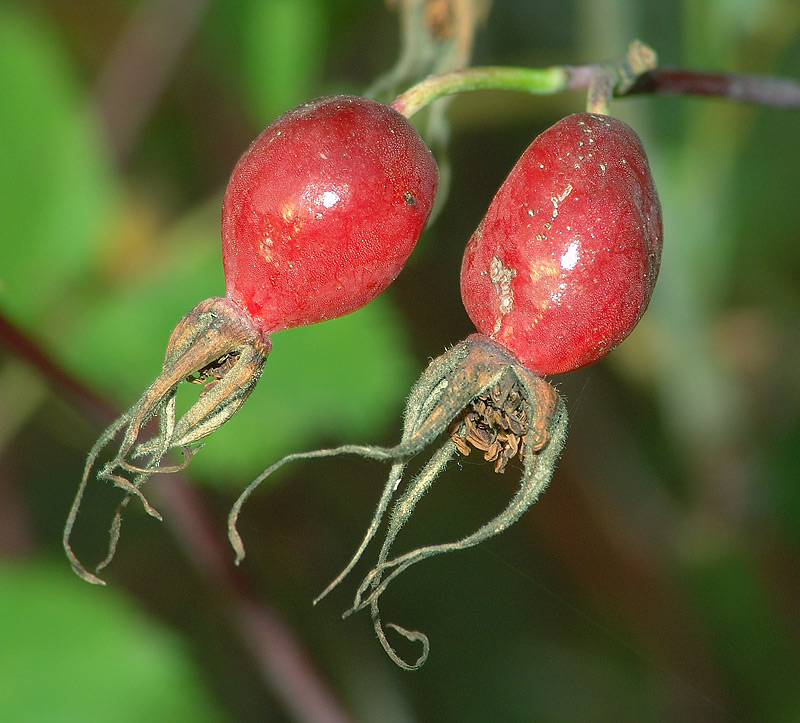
left=460, top=113, right=662, bottom=375
left=222, top=95, right=438, bottom=333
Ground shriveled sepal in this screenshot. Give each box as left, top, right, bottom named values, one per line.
left=64, top=296, right=270, bottom=585
left=227, top=333, right=567, bottom=669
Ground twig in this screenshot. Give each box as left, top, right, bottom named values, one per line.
left=626, top=67, right=800, bottom=108
left=154, top=476, right=354, bottom=723
left=391, top=42, right=800, bottom=118
left=0, top=314, right=117, bottom=429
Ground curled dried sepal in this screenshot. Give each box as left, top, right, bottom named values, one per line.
left=227, top=333, right=567, bottom=669
left=64, top=297, right=270, bottom=585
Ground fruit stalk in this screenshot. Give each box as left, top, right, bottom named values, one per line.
left=390, top=64, right=573, bottom=117
left=391, top=40, right=657, bottom=117
left=392, top=38, right=800, bottom=118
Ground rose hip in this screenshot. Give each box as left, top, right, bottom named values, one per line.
left=226, top=112, right=664, bottom=671
left=65, top=95, right=438, bottom=584
left=460, top=112, right=662, bottom=375
left=222, top=95, right=438, bottom=332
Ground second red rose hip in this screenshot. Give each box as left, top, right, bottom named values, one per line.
left=461, top=112, right=662, bottom=375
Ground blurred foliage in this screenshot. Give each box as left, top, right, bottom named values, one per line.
left=0, top=560, right=227, bottom=722
left=0, top=4, right=117, bottom=325
left=1, top=0, right=800, bottom=721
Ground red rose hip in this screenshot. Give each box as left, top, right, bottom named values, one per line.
left=222, top=95, right=438, bottom=332
left=460, top=113, right=662, bottom=375
left=65, top=95, right=438, bottom=584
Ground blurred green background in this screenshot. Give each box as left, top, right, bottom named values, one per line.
left=2, top=0, right=800, bottom=721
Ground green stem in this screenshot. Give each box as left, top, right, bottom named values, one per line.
left=391, top=38, right=800, bottom=118
left=391, top=40, right=659, bottom=118
left=391, top=65, right=576, bottom=117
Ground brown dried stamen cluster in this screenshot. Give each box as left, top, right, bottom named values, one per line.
left=186, top=351, right=240, bottom=392
left=449, top=370, right=528, bottom=473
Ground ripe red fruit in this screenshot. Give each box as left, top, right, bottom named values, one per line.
left=460, top=113, right=662, bottom=375
left=222, top=95, right=439, bottom=332
left=65, top=95, right=438, bottom=584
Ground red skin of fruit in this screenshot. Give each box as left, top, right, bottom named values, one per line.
left=460, top=113, right=662, bottom=375
left=221, top=95, right=438, bottom=334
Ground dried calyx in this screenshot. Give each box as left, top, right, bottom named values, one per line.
left=449, top=367, right=548, bottom=473
left=63, top=297, right=270, bottom=585
left=228, top=333, right=567, bottom=669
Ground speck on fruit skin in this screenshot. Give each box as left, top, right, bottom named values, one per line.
left=460, top=112, right=662, bottom=376
left=221, top=95, right=439, bottom=334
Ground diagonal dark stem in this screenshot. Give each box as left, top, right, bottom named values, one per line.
left=0, top=310, right=354, bottom=723
left=625, top=67, right=800, bottom=108
left=0, top=314, right=118, bottom=429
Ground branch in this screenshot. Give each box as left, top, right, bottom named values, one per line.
left=0, top=311, right=354, bottom=723
left=391, top=41, right=800, bottom=117
left=0, top=314, right=116, bottom=429
left=626, top=67, right=800, bottom=108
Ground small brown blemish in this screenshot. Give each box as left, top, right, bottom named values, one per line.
left=549, top=184, right=573, bottom=220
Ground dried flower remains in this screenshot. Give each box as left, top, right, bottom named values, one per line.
left=228, top=333, right=567, bottom=669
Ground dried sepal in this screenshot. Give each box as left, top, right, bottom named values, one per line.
left=63, top=296, right=270, bottom=585
left=227, top=333, right=567, bottom=669
left=344, top=341, right=565, bottom=669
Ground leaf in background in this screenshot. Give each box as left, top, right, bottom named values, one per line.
left=0, top=561, right=227, bottom=722
left=56, top=199, right=225, bottom=401
left=240, top=0, right=328, bottom=125
left=0, top=5, right=117, bottom=327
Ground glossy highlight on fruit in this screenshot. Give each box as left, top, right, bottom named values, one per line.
left=222, top=94, right=439, bottom=333
left=460, top=113, right=662, bottom=375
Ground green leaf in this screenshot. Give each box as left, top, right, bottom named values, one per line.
left=0, top=6, right=117, bottom=327
left=0, top=561, right=227, bottom=723
left=56, top=199, right=225, bottom=401
left=240, top=0, right=328, bottom=125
